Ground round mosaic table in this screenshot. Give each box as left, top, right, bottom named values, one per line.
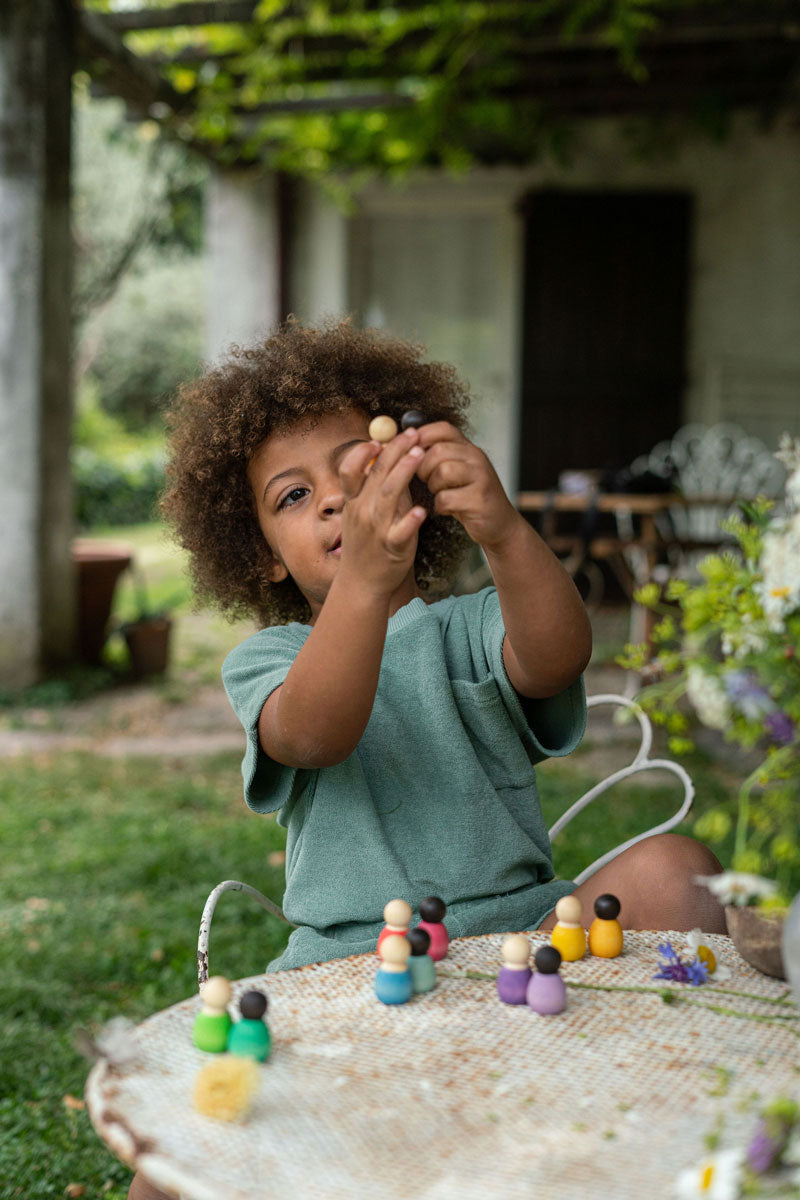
left=86, top=931, right=798, bottom=1200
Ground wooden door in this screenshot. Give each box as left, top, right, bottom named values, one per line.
left=518, top=190, right=691, bottom=489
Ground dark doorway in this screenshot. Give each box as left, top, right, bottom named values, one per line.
left=518, top=189, right=692, bottom=489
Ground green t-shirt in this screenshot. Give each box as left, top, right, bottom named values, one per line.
left=222, top=588, right=585, bottom=971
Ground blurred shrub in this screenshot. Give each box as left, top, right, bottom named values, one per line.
left=73, top=388, right=166, bottom=528
left=73, top=446, right=166, bottom=528
left=80, top=253, right=205, bottom=432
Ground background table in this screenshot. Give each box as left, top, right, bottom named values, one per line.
left=86, top=931, right=798, bottom=1200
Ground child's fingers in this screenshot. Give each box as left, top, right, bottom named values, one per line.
left=413, top=441, right=474, bottom=492
left=371, top=444, right=425, bottom=523
left=431, top=487, right=464, bottom=518
left=386, top=504, right=427, bottom=552
left=338, top=441, right=381, bottom=500
left=415, top=421, right=468, bottom=450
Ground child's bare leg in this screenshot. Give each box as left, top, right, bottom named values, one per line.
left=127, top=1172, right=173, bottom=1200
left=539, top=833, right=727, bottom=934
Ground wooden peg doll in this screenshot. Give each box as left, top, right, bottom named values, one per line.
left=588, top=893, right=624, bottom=959
left=417, top=896, right=449, bottom=961
left=374, top=934, right=413, bottom=1005
left=526, top=946, right=567, bottom=1015
left=400, top=410, right=427, bottom=430
left=228, top=989, right=271, bottom=1062
left=550, top=895, right=587, bottom=962
left=497, top=934, right=533, bottom=1005
left=377, top=898, right=413, bottom=954
left=406, top=927, right=437, bottom=994
left=368, top=415, right=398, bottom=443
left=192, top=976, right=233, bottom=1053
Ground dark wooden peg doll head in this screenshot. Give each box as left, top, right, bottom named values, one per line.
left=407, top=927, right=431, bottom=957
left=400, top=410, right=427, bottom=430
left=594, top=893, right=621, bottom=920
left=239, top=990, right=268, bottom=1021
left=534, top=945, right=562, bottom=974
left=419, top=896, right=446, bottom=923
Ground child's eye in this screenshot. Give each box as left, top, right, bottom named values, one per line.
left=278, top=486, right=308, bottom=510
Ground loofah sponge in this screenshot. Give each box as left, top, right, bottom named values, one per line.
left=192, top=1054, right=259, bottom=1122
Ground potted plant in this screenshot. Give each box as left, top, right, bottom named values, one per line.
left=621, top=434, right=800, bottom=978
left=119, top=567, right=174, bottom=679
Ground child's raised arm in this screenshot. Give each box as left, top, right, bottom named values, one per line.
left=257, top=429, right=427, bottom=768
left=415, top=423, right=592, bottom=699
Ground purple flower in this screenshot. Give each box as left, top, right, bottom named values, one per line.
left=653, top=941, right=709, bottom=986
left=747, top=1120, right=782, bottom=1174
left=724, top=670, right=773, bottom=721
left=684, top=958, right=710, bottom=987
left=764, top=710, right=795, bottom=745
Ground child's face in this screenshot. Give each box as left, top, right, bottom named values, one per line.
left=247, top=408, right=377, bottom=619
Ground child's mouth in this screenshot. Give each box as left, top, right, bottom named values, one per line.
left=328, top=537, right=342, bottom=556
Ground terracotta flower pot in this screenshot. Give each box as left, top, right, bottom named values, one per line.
left=725, top=904, right=786, bottom=979
left=72, top=541, right=133, bottom=664
left=123, top=616, right=172, bottom=678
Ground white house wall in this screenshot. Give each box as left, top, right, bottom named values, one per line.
left=228, top=110, right=800, bottom=493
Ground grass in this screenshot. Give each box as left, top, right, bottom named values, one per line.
left=0, top=751, right=289, bottom=1198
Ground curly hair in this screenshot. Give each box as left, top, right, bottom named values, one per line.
left=161, top=318, right=474, bottom=626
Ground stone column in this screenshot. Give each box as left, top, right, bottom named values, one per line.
left=0, top=0, right=74, bottom=688
left=205, top=167, right=281, bottom=362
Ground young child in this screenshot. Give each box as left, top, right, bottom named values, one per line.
left=162, top=318, right=725, bottom=974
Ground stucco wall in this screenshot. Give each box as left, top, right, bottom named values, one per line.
left=282, top=111, right=799, bottom=491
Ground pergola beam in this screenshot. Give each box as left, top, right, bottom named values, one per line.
left=76, top=7, right=191, bottom=117
left=102, top=1, right=258, bottom=32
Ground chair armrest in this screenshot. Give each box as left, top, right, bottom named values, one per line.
left=197, top=879, right=293, bottom=988
left=548, top=693, right=695, bottom=885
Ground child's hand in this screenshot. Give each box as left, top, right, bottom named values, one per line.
left=414, top=423, right=519, bottom=550
left=336, top=428, right=427, bottom=599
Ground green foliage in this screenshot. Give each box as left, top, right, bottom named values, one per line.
left=73, top=87, right=206, bottom=433
left=82, top=253, right=205, bottom=431
left=73, top=84, right=206, bottom=325
left=72, top=440, right=166, bottom=529
left=621, top=441, right=800, bottom=902
left=83, top=0, right=729, bottom=180
left=72, top=384, right=169, bottom=531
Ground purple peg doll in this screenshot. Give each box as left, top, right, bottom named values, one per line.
left=497, top=934, right=533, bottom=1005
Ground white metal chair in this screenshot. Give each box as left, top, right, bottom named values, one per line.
left=196, top=692, right=694, bottom=985
left=629, top=420, right=785, bottom=560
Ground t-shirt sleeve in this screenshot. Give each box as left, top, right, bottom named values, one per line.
left=467, top=588, right=587, bottom=765
left=221, top=624, right=310, bottom=814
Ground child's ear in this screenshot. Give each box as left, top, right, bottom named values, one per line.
left=265, top=555, right=289, bottom=583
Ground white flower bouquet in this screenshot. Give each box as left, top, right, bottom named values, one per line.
left=622, top=435, right=800, bottom=908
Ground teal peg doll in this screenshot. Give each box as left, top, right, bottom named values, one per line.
left=228, top=990, right=271, bottom=1062
left=406, top=927, right=437, bottom=993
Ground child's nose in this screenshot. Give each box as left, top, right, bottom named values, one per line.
left=318, top=479, right=344, bottom=516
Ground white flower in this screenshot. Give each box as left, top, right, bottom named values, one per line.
left=675, top=1149, right=744, bottom=1199
left=757, top=511, right=800, bottom=632
left=721, top=619, right=769, bottom=660
left=694, top=872, right=779, bottom=907
left=786, top=467, right=800, bottom=512
left=775, top=433, right=800, bottom=478
left=686, top=666, right=731, bottom=732
left=782, top=1131, right=800, bottom=1168
left=686, top=929, right=732, bottom=980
